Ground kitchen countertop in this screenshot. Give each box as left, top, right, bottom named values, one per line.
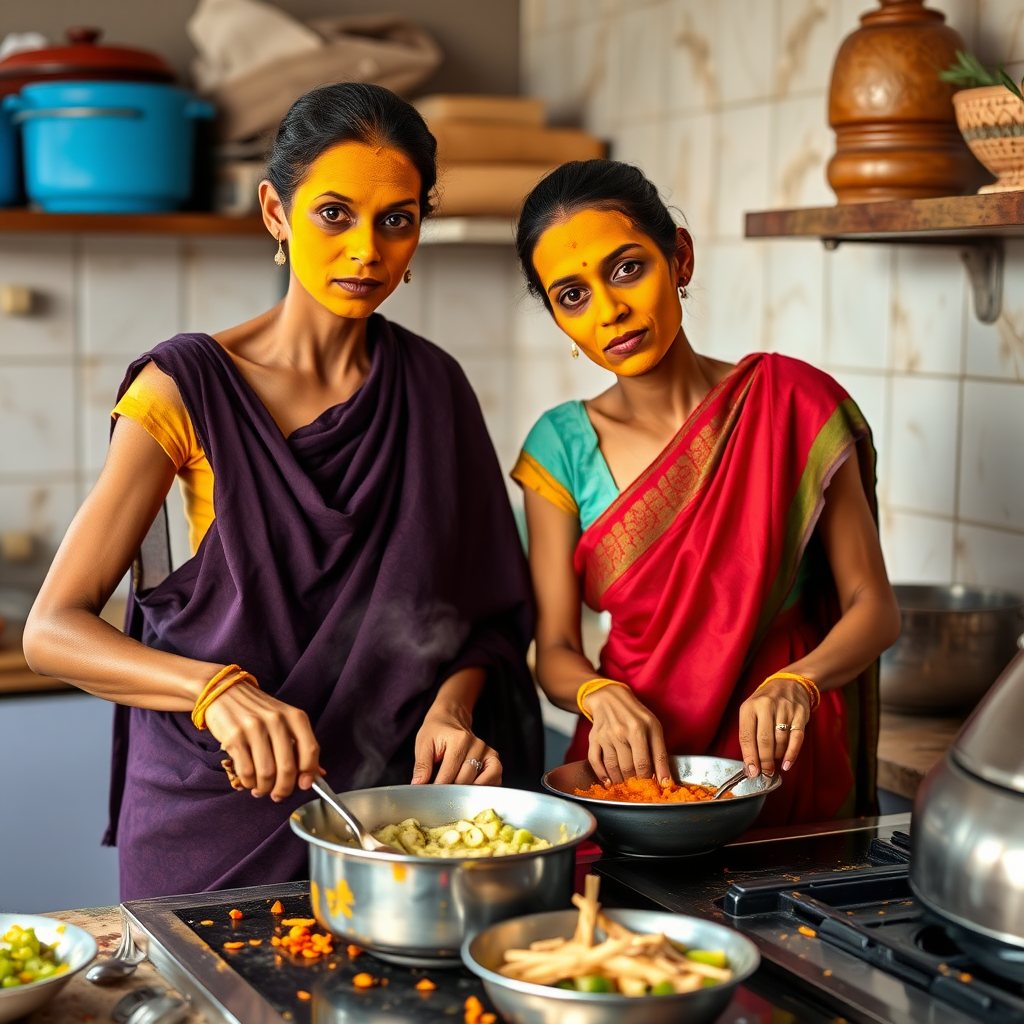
left=876, top=710, right=967, bottom=800
left=26, top=905, right=203, bottom=1024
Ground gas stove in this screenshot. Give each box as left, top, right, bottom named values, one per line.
left=597, top=814, right=1024, bottom=1024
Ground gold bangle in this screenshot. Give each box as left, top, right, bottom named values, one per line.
left=576, top=678, right=631, bottom=722
left=757, top=671, right=821, bottom=712
left=191, top=664, right=260, bottom=730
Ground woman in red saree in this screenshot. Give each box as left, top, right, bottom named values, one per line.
left=512, top=161, right=900, bottom=825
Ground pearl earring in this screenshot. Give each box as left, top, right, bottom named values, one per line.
left=571, top=342, right=579, bottom=359
left=274, top=237, right=287, bottom=266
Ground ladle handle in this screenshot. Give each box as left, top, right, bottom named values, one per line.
left=311, top=777, right=372, bottom=846
left=713, top=767, right=748, bottom=800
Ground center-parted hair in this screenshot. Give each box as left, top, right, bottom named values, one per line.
left=266, top=82, right=437, bottom=216
left=515, top=160, right=679, bottom=310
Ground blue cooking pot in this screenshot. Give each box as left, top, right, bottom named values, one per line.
left=3, top=81, right=214, bottom=213
left=0, top=103, right=18, bottom=207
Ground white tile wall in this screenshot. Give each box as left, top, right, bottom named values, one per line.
left=521, top=0, right=1024, bottom=591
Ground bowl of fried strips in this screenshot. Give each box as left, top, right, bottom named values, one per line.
left=462, top=876, right=759, bottom=1024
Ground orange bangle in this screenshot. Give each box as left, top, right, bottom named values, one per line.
left=576, top=678, right=631, bottom=722
left=192, top=664, right=260, bottom=730
left=757, top=671, right=821, bottom=712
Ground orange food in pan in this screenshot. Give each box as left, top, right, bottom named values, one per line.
left=574, top=777, right=726, bottom=803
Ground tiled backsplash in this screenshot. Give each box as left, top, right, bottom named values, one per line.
left=519, top=0, right=1024, bottom=592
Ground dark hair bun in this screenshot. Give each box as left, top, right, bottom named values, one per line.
left=266, top=82, right=437, bottom=216
left=515, top=160, right=678, bottom=309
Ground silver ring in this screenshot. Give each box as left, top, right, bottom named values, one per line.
left=467, top=758, right=484, bottom=774
left=775, top=723, right=791, bottom=732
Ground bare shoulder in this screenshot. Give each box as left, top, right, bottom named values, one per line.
left=697, top=354, right=735, bottom=386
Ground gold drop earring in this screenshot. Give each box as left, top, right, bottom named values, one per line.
left=274, top=236, right=287, bottom=267
left=571, top=342, right=579, bottom=359
left=403, top=268, right=413, bottom=283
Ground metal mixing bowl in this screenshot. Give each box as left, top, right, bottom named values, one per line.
left=463, top=907, right=760, bottom=1024
left=290, top=785, right=596, bottom=967
left=542, top=756, right=780, bottom=857
left=0, top=913, right=98, bottom=1024
left=881, top=584, right=1024, bottom=713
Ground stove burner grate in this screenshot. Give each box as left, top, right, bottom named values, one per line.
left=724, top=864, right=1024, bottom=1024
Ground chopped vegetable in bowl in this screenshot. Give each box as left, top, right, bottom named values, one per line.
left=0, top=926, right=67, bottom=988
left=372, top=808, right=553, bottom=857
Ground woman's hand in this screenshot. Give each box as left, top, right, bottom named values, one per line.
left=204, top=683, right=322, bottom=802
left=411, top=695, right=502, bottom=786
left=584, top=684, right=672, bottom=786
left=738, top=678, right=811, bottom=779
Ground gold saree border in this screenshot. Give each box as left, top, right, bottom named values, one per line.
left=583, top=369, right=757, bottom=606
left=752, top=398, right=871, bottom=648
left=511, top=450, right=579, bottom=517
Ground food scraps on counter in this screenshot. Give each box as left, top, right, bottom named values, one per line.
left=574, top=777, right=729, bottom=803
left=270, top=900, right=284, bottom=914
left=464, top=995, right=496, bottom=1024
left=346, top=944, right=363, bottom=958
left=271, top=923, right=335, bottom=959
left=228, top=909, right=244, bottom=920
left=496, top=875, right=732, bottom=995
left=352, top=972, right=375, bottom=988
left=0, top=925, right=68, bottom=988
left=372, top=808, right=554, bottom=857
left=415, top=977, right=436, bottom=991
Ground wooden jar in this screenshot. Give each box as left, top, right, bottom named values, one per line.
left=827, top=0, right=987, bottom=203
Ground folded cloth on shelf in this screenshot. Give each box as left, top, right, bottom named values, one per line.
left=189, top=7, right=442, bottom=142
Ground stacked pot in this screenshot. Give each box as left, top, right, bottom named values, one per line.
left=0, top=28, right=212, bottom=212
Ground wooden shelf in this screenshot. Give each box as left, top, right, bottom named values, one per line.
left=745, top=192, right=1024, bottom=323
left=0, top=209, right=515, bottom=243
left=745, top=191, right=1024, bottom=243
left=0, top=209, right=268, bottom=236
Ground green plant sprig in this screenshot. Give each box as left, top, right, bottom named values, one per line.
left=939, top=50, right=1024, bottom=102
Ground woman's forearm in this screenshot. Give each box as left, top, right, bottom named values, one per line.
left=431, top=666, right=486, bottom=719
left=779, top=585, right=900, bottom=691
left=535, top=643, right=603, bottom=713
left=23, top=606, right=219, bottom=711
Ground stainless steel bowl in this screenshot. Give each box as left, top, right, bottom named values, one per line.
left=541, top=756, right=780, bottom=857
left=290, top=785, right=596, bottom=967
left=463, top=907, right=760, bottom=1024
left=0, top=913, right=98, bottom=1024
left=881, top=584, right=1024, bottom=713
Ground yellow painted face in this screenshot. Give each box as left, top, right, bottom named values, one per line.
left=287, top=141, right=421, bottom=317
left=532, top=209, right=683, bottom=376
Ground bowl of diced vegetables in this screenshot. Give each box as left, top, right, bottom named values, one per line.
left=0, top=914, right=98, bottom=1024
left=462, top=876, right=759, bottom=1024
left=291, top=784, right=596, bottom=966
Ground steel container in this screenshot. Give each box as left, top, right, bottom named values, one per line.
left=541, top=756, right=780, bottom=857
left=911, top=649, right=1024, bottom=981
left=463, top=907, right=760, bottom=1024
left=881, top=583, right=1024, bottom=713
left=0, top=913, right=97, bottom=1024
left=290, top=784, right=596, bottom=967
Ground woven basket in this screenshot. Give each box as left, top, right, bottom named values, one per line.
left=953, top=85, right=1024, bottom=193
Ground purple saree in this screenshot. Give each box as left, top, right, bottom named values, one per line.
left=106, top=318, right=542, bottom=900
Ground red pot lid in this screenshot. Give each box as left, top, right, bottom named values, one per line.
left=0, top=27, right=175, bottom=83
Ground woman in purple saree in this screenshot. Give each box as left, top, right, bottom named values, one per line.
left=24, top=84, right=541, bottom=900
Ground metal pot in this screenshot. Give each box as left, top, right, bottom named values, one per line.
left=910, top=649, right=1024, bottom=981
left=290, top=784, right=596, bottom=967
left=880, top=584, right=1024, bottom=713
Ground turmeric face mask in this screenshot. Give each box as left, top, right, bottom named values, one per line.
left=532, top=209, right=683, bottom=376
left=287, top=142, right=421, bottom=317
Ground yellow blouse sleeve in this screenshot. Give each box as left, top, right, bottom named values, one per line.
left=111, top=362, right=204, bottom=471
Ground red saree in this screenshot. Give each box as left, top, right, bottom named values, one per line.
left=566, top=353, right=879, bottom=826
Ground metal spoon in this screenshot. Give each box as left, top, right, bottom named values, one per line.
left=85, top=925, right=145, bottom=985
left=312, top=776, right=391, bottom=853
left=713, top=767, right=749, bottom=800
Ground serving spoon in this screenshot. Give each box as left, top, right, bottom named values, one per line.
left=311, top=776, right=391, bottom=853
left=712, top=767, right=749, bottom=800
left=85, top=924, right=145, bottom=984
